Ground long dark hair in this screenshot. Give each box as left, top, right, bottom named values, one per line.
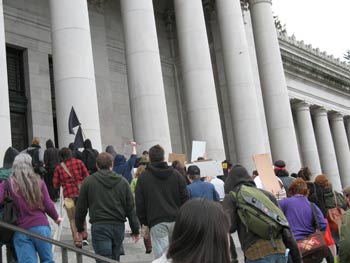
left=167, top=199, right=231, bottom=263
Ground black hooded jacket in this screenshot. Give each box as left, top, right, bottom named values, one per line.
left=223, top=166, right=301, bottom=263
left=75, top=169, right=139, bottom=235
left=2, top=147, right=19, bottom=169
left=135, top=162, right=189, bottom=228
left=44, top=139, right=60, bottom=172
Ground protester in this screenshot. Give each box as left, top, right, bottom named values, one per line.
left=297, top=166, right=318, bottom=203
left=81, top=139, right=99, bottom=174
left=0, top=153, right=61, bottom=262
left=221, top=159, right=232, bottom=181
left=0, top=147, right=19, bottom=263
left=75, top=152, right=140, bottom=262
left=130, top=164, right=152, bottom=254
left=24, top=137, right=46, bottom=177
left=296, top=164, right=336, bottom=259
left=313, top=174, right=347, bottom=217
left=274, top=160, right=295, bottom=191
left=206, top=175, right=225, bottom=200
left=113, top=141, right=138, bottom=183
left=53, top=147, right=89, bottom=247
left=152, top=198, right=231, bottom=263
left=131, top=163, right=146, bottom=194
left=187, top=165, right=219, bottom=201
left=105, top=145, right=117, bottom=159
left=339, top=185, right=350, bottom=263
left=134, top=150, right=149, bottom=168
left=135, top=144, right=189, bottom=259
left=279, top=178, right=329, bottom=262
left=68, top=142, right=82, bottom=160
left=171, top=160, right=190, bottom=185
left=0, top=147, right=19, bottom=180
left=223, top=165, right=301, bottom=263
left=43, top=139, right=60, bottom=201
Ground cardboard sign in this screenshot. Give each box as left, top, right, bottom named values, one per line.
left=186, top=160, right=223, bottom=177
left=253, top=154, right=281, bottom=194
left=191, top=141, right=206, bottom=162
left=168, top=153, right=187, bottom=165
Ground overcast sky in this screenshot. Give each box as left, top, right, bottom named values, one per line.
left=271, top=0, right=350, bottom=61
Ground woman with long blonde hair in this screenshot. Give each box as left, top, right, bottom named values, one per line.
left=0, top=153, right=61, bottom=262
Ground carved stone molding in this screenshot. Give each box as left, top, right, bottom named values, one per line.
left=163, top=9, right=175, bottom=39
left=203, top=0, right=215, bottom=21
left=87, top=0, right=105, bottom=8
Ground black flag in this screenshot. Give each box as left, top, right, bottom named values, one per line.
left=68, top=107, right=81, bottom=134
left=74, top=126, right=84, bottom=148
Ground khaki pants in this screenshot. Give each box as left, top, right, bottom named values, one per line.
left=64, top=197, right=88, bottom=247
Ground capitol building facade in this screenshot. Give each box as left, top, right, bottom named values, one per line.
left=0, top=0, right=349, bottom=190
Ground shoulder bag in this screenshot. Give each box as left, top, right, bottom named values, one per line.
left=0, top=180, right=17, bottom=243
left=327, top=191, right=345, bottom=236
left=297, top=203, right=330, bottom=263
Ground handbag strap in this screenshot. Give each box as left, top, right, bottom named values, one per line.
left=310, top=203, right=320, bottom=230
left=4, top=180, right=11, bottom=198
left=333, top=191, right=338, bottom=208
left=60, top=162, right=72, bottom=177
left=60, top=162, right=79, bottom=188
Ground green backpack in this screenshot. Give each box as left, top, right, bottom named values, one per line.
left=230, top=185, right=289, bottom=246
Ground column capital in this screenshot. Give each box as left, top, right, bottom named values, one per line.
left=292, top=101, right=310, bottom=112
left=329, top=112, right=344, bottom=122
left=311, top=106, right=328, bottom=117
left=249, top=0, right=272, bottom=7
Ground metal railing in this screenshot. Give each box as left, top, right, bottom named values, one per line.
left=0, top=221, right=117, bottom=263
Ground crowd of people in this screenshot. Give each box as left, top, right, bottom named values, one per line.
left=1, top=137, right=350, bottom=263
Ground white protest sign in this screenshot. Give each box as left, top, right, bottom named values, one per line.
left=186, top=160, right=223, bottom=177
left=191, top=141, right=206, bottom=162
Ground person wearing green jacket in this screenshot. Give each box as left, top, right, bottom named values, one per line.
left=0, top=146, right=19, bottom=263
left=339, top=186, right=350, bottom=263
left=75, top=152, right=140, bottom=262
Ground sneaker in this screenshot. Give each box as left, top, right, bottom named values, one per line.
left=82, top=240, right=89, bottom=246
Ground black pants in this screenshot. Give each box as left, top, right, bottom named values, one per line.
left=43, top=169, right=59, bottom=201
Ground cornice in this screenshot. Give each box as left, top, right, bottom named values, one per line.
left=279, top=41, right=350, bottom=94
left=278, top=32, right=350, bottom=71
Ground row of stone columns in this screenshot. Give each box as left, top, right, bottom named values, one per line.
left=294, top=102, right=350, bottom=190
left=1, top=0, right=349, bottom=183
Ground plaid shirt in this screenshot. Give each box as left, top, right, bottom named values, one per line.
left=53, top=158, right=89, bottom=198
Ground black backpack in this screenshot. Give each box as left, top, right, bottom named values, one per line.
left=26, top=148, right=46, bottom=176
left=85, top=149, right=98, bottom=173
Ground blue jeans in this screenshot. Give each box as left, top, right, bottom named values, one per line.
left=246, top=253, right=286, bottom=263
left=13, top=225, right=54, bottom=263
left=91, top=223, right=125, bottom=263
left=150, top=222, right=175, bottom=259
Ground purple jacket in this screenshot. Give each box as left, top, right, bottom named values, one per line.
left=279, top=195, right=326, bottom=240
left=0, top=179, right=58, bottom=229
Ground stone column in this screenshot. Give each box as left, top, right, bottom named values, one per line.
left=49, top=0, right=102, bottom=150
left=345, top=117, right=350, bottom=147
left=249, top=0, right=300, bottom=172
left=0, top=0, right=12, bottom=166
left=293, top=102, right=322, bottom=176
left=312, top=107, right=342, bottom=191
left=215, top=0, right=266, bottom=170
left=174, top=0, right=225, bottom=160
left=329, top=113, right=350, bottom=188
left=120, top=0, right=172, bottom=154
